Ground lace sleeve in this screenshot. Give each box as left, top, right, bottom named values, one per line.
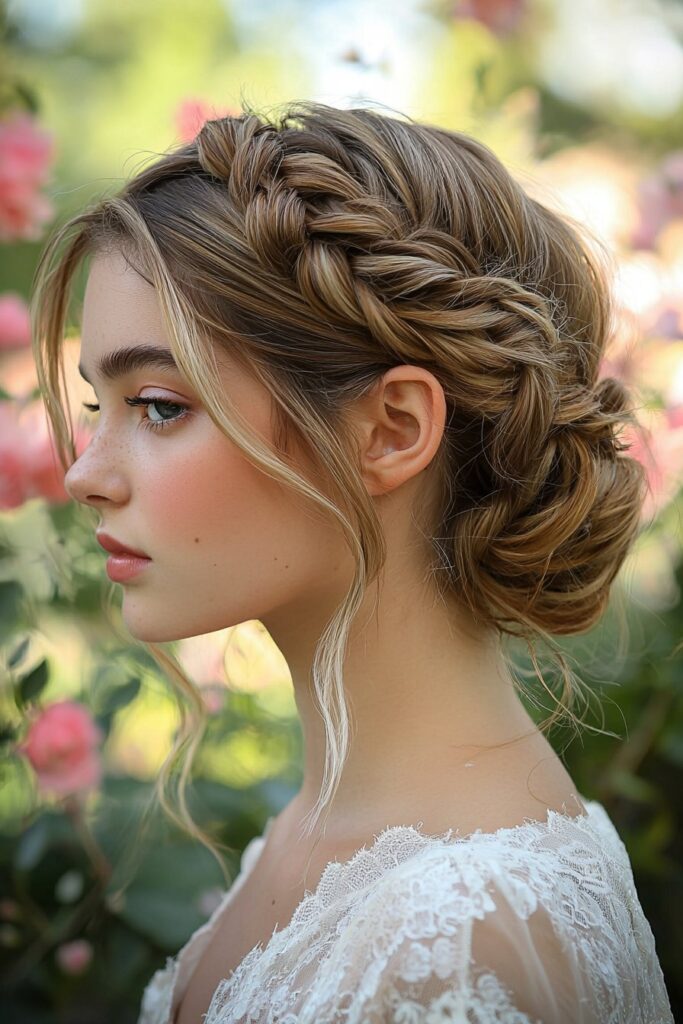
left=365, top=876, right=586, bottom=1023
left=317, top=837, right=670, bottom=1024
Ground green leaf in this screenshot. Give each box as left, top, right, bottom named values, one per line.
left=14, top=82, right=41, bottom=115
left=112, top=840, right=226, bottom=950
left=0, top=721, right=17, bottom=746
left=100, top=920, right=152, bottom=998
left=609, top=770, right=660, bottom=806
left=658, top=728, right=683, bottom=768
left=14, top=813, right=78, bottom=872
left=95, top=711, right=115, bottom=741
left=17, top=660, right=49, bottom=707
left=15, top=816, right=51, bottom=872
left=8, top=636, right=30, bottom=669
left=0, top=581, right=24, bottom=642
left=101, top=677, right=141, bottom=714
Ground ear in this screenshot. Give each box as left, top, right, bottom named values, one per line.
left=352, top=365, right=447, bottom=497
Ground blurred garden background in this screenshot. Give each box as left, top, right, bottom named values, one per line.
left=0, top=0, right=682, bottom=1020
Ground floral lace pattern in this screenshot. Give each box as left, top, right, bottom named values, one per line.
left=137, top=798, right=674, bottom=1023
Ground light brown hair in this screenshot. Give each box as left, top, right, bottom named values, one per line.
left=31, top=99, right=649, bottom=865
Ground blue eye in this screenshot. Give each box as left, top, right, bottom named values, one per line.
left=81, top=396, right=189, bottom=432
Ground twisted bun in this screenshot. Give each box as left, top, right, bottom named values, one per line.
left=445, top=372, right=646, bottom=639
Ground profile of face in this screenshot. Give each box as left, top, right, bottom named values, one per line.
left=65, top=249, right=358, bottom=645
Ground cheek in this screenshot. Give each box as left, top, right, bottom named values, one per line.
left=124, top=426, right=354, bottom=637
left=140, top=433, right=301, bottom=563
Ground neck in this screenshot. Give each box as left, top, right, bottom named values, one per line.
left=262, top=573, right=537, bottom=842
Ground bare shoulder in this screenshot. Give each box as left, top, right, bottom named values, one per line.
left=435, top=728, right=587, bottom=840
left=404, top=726, right=585, bottom=843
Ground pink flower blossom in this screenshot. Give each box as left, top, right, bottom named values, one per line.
left=626, top=417, right=683, bottom=522
left=200, top=683, right=226, bottom=715
left=0, top=110, right=55, bottom=243
left=174, top=98, right=241, bottom=143
left=666, top=405, right=683, bottom=429
left=631, top=150, right=683, bottom=249
left=18, top=701, right=103, bottom=797
left=453, top=0, right=527, bottom=35
left=55, top=938, right=93, bottom=975
left=0, top=403, right=26, bottom=508
left=0, top=400, right=90, bottom=509
left=0, top=292, right=31, bottom=350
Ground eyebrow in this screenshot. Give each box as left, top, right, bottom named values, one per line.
left=78, top=344, right=181, bottom=384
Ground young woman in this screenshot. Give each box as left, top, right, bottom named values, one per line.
left=31, top=100, right=673, bottom=1023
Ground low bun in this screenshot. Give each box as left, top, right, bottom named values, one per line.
left=436, top=362, right=648, bottom=640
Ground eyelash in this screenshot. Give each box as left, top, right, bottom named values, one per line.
left=82, top=396, right=189, bottom=432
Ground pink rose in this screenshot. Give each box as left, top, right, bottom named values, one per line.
left=454, top=0, right=527, bottom=36
left=55, top=938, right=93, bottom=975
left=626, top=418, right=683, bottom=521
left=0, top=403, right=27, bottom=508
left=0, top=400, right=90, bottom=509
left=174, top=98, right=241, bottom=143
left=0, top=292, right=31, bottom=350
left=667, top=405, right=683, bottom=430
left=18, top=701, right=103, bottom=797
left=0, top=110, right=55, bottom=243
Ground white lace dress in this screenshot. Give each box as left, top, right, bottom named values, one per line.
left=137, top=796, right=674, bottom=1023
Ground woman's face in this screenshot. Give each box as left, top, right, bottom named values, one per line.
left=65, top=248, right=352, bottom=644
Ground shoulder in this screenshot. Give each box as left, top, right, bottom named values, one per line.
left=354, top=811, right=603, bottom=934
left=330, top=813, right=623, bottom=1023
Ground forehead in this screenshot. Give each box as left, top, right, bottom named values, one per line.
left=81, top=249, right=167, bottom=352
left=77, top=247, right=250, bottom=394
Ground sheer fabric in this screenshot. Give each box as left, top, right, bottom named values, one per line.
left=137, top=797, right=673, bottom=1023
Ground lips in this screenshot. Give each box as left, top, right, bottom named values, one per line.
left=96, top=532, right=150, bottom=559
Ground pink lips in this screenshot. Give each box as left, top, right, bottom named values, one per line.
left=96, top=532, right=151, bottom=583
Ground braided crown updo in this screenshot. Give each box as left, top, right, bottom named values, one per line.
left=32, top=99, right=648, bottom=845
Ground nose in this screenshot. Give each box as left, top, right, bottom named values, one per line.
left=64, top=432, right=129, bottom=508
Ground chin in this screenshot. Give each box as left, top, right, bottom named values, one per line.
left=119, top=608, right=191, bottom=645
left=118, top=595, right=253, bottom=644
